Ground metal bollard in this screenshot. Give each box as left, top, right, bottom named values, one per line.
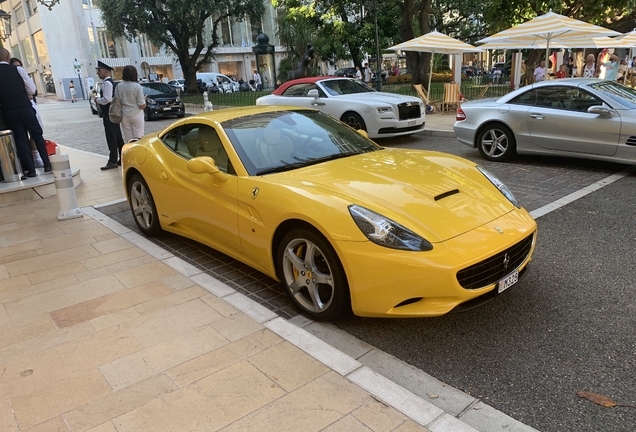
left=202, top=91, right=213, bottom=111
left=49, top=147, right=82, bottom=220
left=0, top=130, right=24, bottom=182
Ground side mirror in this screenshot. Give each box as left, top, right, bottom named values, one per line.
left=587, top=105, right=611, bottom=115
left=308, top=89, right=320, bottom=100
left=356, top=129, right=369, bottom=139
left=186, top=157, right=228, bottom=182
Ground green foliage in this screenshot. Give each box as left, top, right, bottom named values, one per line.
left=100, top=0, right=265, bottom=92
left=277, top=57, right=294, bottom=83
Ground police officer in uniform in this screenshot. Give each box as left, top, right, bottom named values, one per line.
left=95, top=61, right=124, bottom=170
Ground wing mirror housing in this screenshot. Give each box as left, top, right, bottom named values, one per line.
left=187, top=157, right=228, bottom=182
left=356, top=129, right=369, bottom=139
left=587, top=105, right=611, bottom=115
left=308, top=89, right=325, bottom=106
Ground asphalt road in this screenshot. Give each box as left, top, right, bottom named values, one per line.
left=39, top=99, right=636, bottom=432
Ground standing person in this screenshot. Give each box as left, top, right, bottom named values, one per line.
left=363, top=63, right=371, bottom=85
left=0, top=48, right=51, bottom=177
left=533, top=60, right=546, bottom=82
left=95, top=60, right=124, bottom=170
left=69, top=80, right=77, bottom=102
left=581, top=54, right=596, bottom=78
left=9, top=57, right=45, bottom=168
left=567, top=57, right=574, bottom=77
left=116, top=65, right=146, bottom=143
left=253, top=69, right=262, bottom=91
left=597, top=48, right=610, bottom=79
left=355, top=66, right=362, bottom=80
left=602, top=53, right=620, bottom=81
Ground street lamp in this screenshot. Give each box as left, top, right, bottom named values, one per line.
left=35, top=0, right=60, bottom=11
left=0, top=9, right=12, bottom=41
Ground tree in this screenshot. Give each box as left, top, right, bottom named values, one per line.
left=99, top=0, right=265, bottom=93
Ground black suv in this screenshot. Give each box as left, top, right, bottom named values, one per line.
left=334, top=67, right=356, bottom=78
left=140, top=82, right=185, bottom=120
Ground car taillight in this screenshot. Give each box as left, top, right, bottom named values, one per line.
left=456, top=107, right=466, bottom=121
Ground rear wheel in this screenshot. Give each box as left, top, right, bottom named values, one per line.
left=341, top=112, right=367, bottom=132
left=128, top=174, right=162, bottom=236
left=277, top=228, right=350, bottom=320
left=477, top=123, right=516, bottom=161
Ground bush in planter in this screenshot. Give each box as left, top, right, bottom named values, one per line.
left=386, top=74, right=412, bottom=84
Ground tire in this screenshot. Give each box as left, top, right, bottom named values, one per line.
left=277, top=228, right=350, bottom=320
left=176, top=113, right=185, bottom=118
left=144, top=109, right=151, bottom=121
left=476, top=123, right=516, bottom=161
left=341, top=112, right=367, bottom=132
left=128, top=174, right=162, bottom=236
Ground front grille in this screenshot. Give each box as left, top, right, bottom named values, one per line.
left=626, top=136, right=636, bottom=146
left=456, top=233, right=535, bottom=290
left=397, top=102, right=421, bottom=120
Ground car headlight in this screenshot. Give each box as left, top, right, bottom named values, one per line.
left=376, top=107, right=393, bottom=115
left=147, top=98, right=157, bottom=105
left=477, top=166, right=519, bottom=208
left=348, top=205, right=433, bottom=251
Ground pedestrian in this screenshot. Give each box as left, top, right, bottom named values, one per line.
left=555, top=64, right=567, bottom=79
left=355, top=65, right=362, bottom=80
left=69, top=80, right=77, bottom=102
left=94, top=60, right=124, bottom=170
left=492, top=67, right=502, bottom=84
left=533, top=60, right=546, bottom=82
left=597, top=48, right=610, bottom=79
left=567, top=57, right=574, bottom=77
left=9, top=57, right=45, bottom=168
left=580, top=54, right=596, bottom=78
left=0, top=48, right=51, bottom=177
left=253, top=69, right=262, bottom=91
left=116, top=65, right=146, bottom=143
left=602, top=53, right=619, bottom=81
left=363, top=63, right=371, bottom=85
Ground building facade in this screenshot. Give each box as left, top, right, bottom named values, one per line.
left=1, top=0, right=286, bottom=100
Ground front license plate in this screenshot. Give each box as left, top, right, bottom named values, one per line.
left=163, top=107, right=172, bottom=111
left=408, top=120, right=416, bottom=126
left=497, top=270, right=519, bottom=294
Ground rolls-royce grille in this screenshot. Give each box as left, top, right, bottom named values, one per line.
left=457, top=233, right=535, bottom=290
left=398, top=102, right=421, bottom=120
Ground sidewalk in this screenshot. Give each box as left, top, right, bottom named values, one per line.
left=0, top=115, right=533, bottom=432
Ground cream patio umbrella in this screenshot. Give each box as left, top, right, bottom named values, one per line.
left=477, top=11, right=621, bottom=67
left=387, top=31, right=481, bottom=101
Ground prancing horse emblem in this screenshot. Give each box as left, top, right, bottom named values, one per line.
left=503, top=253, right=510, bottom=269
left=251, top=187, right=260, bottom=200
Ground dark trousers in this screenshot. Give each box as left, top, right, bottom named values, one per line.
left=4, top=105, right=50, bottom=173
left=101, top=107, right=124, bottom=165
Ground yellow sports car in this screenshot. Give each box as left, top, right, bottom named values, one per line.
left=122, top=106, right=537, bottom=320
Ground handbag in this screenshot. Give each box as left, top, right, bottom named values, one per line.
left=108, top=87, right=123, bottom=123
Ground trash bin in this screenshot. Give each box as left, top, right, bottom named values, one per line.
left=0, top=130, right=24, bottom=183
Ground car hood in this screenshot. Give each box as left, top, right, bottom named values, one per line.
left=269, top=148, right=514, bottom=243
left=332, top=92, right=421, bottom=105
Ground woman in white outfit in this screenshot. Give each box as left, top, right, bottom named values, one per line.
left=116, top=65, right=146, bottom=143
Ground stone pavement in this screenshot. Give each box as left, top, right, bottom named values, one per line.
left=0, top=130, right=486, bottom=431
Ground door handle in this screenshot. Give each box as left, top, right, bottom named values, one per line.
left=530, top=114, right=544, bottom=119
left=160, top=171, right=168, bottom=180
left=311, top=101, right=326, bottom=106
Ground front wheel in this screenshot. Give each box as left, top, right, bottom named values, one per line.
left=477, top=124, right=516, bottom=161
left=341, top=112, right=367, bottom=132
left=277, top=229, right=350, bottom=320
left=128, top=174, right=162, bottom=236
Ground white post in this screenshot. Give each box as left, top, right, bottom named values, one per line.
left=49, top=147, right=82, bottom=221
left=453, top=55, right=462, bottom=87
left=513, top=51, right=522, bottom=89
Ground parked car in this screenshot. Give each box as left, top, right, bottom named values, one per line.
left=167, top=79, right=185, bottom=92
left=256, top=77, right=425, bottom=138
left=454, top=78, right=636, bottom=164
left=140, top=82, right=185, bottom=121
left=334, top=67, right=356, bottom=78
left=196, top=72, right=240, bottom=93
left=122, top=105, right=537, bottom=320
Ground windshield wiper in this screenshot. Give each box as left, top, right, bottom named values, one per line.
left=256, top=162, right=309, bottom=175
left=255, top=152, right=362, bottom=176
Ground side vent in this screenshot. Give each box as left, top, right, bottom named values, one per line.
left=434, top=189, right=460, bottom=201
left=626, top=136, right=636, bottom=146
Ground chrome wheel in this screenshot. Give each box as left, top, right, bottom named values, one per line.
left=477, top=124, right=516, bottom=161
left=277, top=229, right=350, bottom=320
left=342, top=112, right=366, bottom=131
left=128, top=174, right=162, bottom=236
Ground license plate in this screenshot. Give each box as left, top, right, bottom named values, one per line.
left=408, top=120, right=416, bottom=126
left=163, top=107, right=172, bottom=111
left=497, top=270, right=519, bottom=294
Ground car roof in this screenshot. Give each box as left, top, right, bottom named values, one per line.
left=272, top=76, right=352, bottom=95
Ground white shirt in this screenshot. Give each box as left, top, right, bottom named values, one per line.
left=96, top=78, right=114, bottom=105
left=364, top=68, right=371, bottom=82
left=0, top=61, right=36, bottom=96
left=115, top=81, right=146, bottom=117
left=533, top=66, right=546, bottom=82
left=253, top=72, right=262, bottom=85
left=355, top=69, right=362, bottom=80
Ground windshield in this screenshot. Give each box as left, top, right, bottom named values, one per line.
left=222, top=110, right=381, bottom=176
left=322, top=79, right=376, bottom=96
left=588, top=81, right=636, bottom=109
left=142, top=83, right=176, bottom=95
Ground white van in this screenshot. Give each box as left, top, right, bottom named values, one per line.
left=196, top=72, right=240, bottom=93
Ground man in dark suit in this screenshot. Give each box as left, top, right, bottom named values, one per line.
left=95, top=61, right=124, bottom=170
left=0, top=47, right=51, bottom=178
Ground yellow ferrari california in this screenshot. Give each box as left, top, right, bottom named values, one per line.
left=122, top=106, right=537, bottom=320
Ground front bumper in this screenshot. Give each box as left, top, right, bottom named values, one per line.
left=147, top=104, right=185, bottom=118
left=368, top=117, right=426, bottom=138
left=334, top=208, right=537, bottom=317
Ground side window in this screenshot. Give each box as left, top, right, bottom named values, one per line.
left=282, top=84, right=309, bottom=97
left=568, top=88, right=604, bottom=112
left=509, top=89, right=537, bottom=106
left=161, top=127, right=180, bottom=151
left=189, top=124, right=233, bottom=174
